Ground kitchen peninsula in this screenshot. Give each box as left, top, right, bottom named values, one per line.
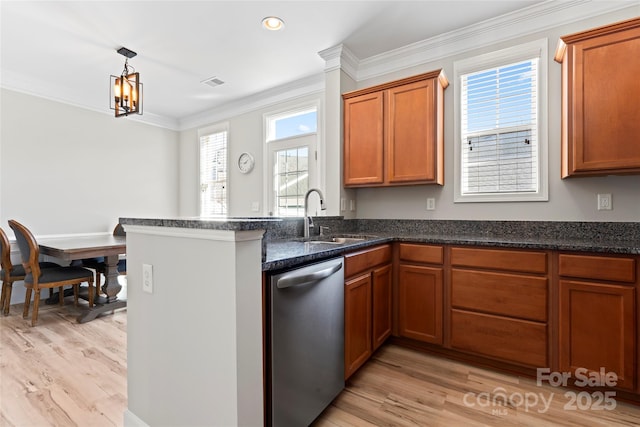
left=120, top=217, right=640, bottom=426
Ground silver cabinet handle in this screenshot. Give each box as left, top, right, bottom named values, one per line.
left=276, top=262, right=342, bottom=289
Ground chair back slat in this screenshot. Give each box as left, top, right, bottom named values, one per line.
left=113, top=223, right=126, bottom=237
left=0, top=227, right=13, bottom=274
left=8, top=220, right=41, bottom=279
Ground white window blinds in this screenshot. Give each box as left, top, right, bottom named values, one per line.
left=199, top=130, right=227, bottom=216
left=460, top=58, right=539, bottom=195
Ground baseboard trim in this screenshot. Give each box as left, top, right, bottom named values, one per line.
left=123, top=409, right=149, bottom=427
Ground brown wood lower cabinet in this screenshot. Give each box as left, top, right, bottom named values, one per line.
left=396, top=243, right=444, bottom=345
left=344, top=245, right=392, bottom=379
left=340, top=241, right=640, bottom=399
left=397, top=264, right=443, bottom=344
left=558, top=253, right=637, bottom=391
left=450, top=309, right=547, bottom=367
left=372, top=264, right=392, bottom=351
left=448, top=247, right=549, bottom=368
left=345, top=273, right=372, bottom=378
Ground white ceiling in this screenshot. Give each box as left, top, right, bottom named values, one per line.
left=0, top=1, right=633, bottom=130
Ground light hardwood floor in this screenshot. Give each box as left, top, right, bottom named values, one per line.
left=3, top=300, right=640, bottom=427
left=1, top=299, right=127, bottom=427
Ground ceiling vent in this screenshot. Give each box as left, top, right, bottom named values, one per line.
left=201, top=77, right=225, bottom=88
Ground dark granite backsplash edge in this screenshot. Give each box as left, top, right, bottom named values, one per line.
left=344, top=219, right=640, bottom=243
left=263, top=217, right=640, bottom=243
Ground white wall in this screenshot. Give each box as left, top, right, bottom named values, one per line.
left=178, top=7, right=639, bottom=223
left=352, top=7, right=640, bottom=221
left=1, top=89, right=179, bottom=234
left=125, top=226, right=264, bottom=427
left=178, top=93, right=325, bottom=217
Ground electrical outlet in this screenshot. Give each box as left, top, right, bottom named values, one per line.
left=426, top=198, right=436, bottom=210
left=251, top=201, right=260, bottom=212
left=349, top=199, right=356, bottom=211
left=142, top=264, right=153, bottom=294
left=597, top=193, right=612, bottom=211
left=340, top=198, right=346, bottom=211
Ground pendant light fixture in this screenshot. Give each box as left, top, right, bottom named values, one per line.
left=110, top=47, right=143, bottom=117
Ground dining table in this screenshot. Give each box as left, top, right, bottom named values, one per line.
left=38, top=234, right=126, bottom=323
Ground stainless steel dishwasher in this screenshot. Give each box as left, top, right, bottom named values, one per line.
left=269, top=257, right=344, bottom=426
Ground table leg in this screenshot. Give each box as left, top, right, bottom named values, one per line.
left=77, top=255, right=126, bottom=323
left=102, top=255, right=122, bottom=302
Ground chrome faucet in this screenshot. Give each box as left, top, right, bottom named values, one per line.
left=304, top=188, right=326, bottom=239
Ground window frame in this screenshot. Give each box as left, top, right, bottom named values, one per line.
left=454, top=38, right=549, bottom=203
left=198, top=123, right=229, bottom=216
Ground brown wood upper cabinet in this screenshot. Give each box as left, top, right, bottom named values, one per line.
left=555, top=18, right=640, bottom=178
left=343, top=70, right=448, bottom=187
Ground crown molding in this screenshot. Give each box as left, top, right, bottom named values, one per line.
left=317, top=44, right=359, bottom=81
left=178, top=73, right=325, bottom=131
left=354, top=0, right=636, bottom=81
left=1, top=70, right=180, bottom=130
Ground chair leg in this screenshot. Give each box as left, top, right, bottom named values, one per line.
left=88, top=278, right=94, bottom=308
left=31, top=290, right=40, bottom=327
left=0, top=282, right=6, bottom=315
left=94, top=272, right=101, bottom=297
left=1, top=281, right=8, bottom=316
left=23, top=288, right=32, bottom=318
left=3, top=281, right=13, bottom=315
left=73, top=284, right=79, bottom=306
left=59, top=285, right=65, bottom=305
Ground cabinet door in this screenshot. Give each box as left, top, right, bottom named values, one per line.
left=398, top=264, right=443, bottom=344
left=344, top=273, right=372, bottom=379
left=372, top=264, right=392, bottom=351
left=386, top=79, right=437, bottom=183
left=559, top=279, right=635, bottom=390
left=343, top=92, right=385, bottom=186
left=559, top=19, right=640, bottom=176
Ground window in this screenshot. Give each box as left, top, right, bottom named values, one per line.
left=454, top=39, right=548, bottom=202
left=265, top=105, right=319, bottom=217
left=266, top=107, right=317, bottom=142
left=199, top=126, right=228, bottom=216
left=273, top=144, right=311, bottom=217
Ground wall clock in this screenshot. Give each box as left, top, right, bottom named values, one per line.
left=238, top=152, right=255, bottom=174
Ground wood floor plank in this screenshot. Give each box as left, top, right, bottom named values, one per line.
left=4, top=298, right=640, bottom=427
left=316, top=345, right=640, bottom=427
left=1, top=300, right=127, bottom=427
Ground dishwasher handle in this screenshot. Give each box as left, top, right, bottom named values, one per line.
left=276, top=262, right=343, bottom=289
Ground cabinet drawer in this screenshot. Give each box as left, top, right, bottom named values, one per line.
left=451, top=309, right=547, bottom=367
left=451, top=269, right=547, bottom=322
left=399, top=243, right=443, bottom=265
left=451, top=247, right=547, bottom=274
left=558, top=254, right=636, bottom=283
left=345, top=244, right=391, bottom=278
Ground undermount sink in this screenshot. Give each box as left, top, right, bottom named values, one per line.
left=306, top=234, right=375, bottom=245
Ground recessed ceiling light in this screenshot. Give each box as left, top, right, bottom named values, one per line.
left=262, top=16, right=284, bottom=31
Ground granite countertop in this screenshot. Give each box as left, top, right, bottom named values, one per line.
left=264, top=235, right=392, bottom=271
left=119, top=216, right=283, bottom=231
left=264, top=232, right=640, bottom=272
left=119, top=216, right=640, bottom=271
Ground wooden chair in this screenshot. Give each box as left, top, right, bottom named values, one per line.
left=0, top=226, right=60, bottom=316
left=81, top=224, right=126, bottom=293
left=8, top=220, right=95, bottom=326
